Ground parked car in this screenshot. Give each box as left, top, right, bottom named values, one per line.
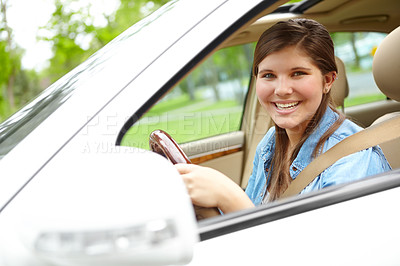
left=0, top=0, right=399, bottom=265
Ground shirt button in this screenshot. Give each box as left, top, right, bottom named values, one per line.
left=292, top=166, right=298, bottom=171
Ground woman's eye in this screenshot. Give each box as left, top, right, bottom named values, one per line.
left=263, top=73, right=275, bottom=79
left=293, top=71, right=306, bottom=77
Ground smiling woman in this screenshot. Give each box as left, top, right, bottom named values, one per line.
left=247, top=18, right=392, bottom=203
left=175, top=18, right=391, bottom=212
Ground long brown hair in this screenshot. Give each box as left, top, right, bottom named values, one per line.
left=252, top=19, right=345, bottom=201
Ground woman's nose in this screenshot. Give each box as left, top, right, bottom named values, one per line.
left=274, top=78, right=293, bottom=96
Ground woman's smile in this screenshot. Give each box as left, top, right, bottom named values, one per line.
left=273, top=101, right=301, bottom=113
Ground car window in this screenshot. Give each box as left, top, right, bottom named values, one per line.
left=331, top=32, right=387, bottom=107
left=121, top=43, right=255, bottom=150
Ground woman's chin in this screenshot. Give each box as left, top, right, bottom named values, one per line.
left=274, top=120, right=305, bottom=134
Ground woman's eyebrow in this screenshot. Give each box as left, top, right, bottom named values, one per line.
left=259, top=66, right=312, bottom=73
left=258, top=68, right=274, bottom=74
left=291, top=66, right=312, bottom=71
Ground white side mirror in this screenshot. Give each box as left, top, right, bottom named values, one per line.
left=0, top=149, right=198, bottom=265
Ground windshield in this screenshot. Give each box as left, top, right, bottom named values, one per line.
left=0, top=1, right=178, bottom=160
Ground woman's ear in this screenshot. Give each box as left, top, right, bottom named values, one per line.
left=323, top=71, right=337, bottom=93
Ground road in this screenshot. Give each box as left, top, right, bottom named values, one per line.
left=347, top=71, right=381, bottom=98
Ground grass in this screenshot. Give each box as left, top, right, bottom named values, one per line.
left=144, top=94, right=199, bottom=117
left=121, top=99, right=242, bottom=149
left=344, top=94, right=387, bottom=107
left=193, top=100, right=238, bottom=112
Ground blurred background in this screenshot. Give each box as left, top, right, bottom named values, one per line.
left=0, top=0, right=170, bottom=122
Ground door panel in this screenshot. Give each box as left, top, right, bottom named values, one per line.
left=200, top=152, right=244, bottom=185
left=345, top=100, right=400, bottom=127
left=180, top=131, right=245, bottom=185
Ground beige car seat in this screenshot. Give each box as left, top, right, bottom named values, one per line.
left=371, top=26, right=400, bottom=169
left=331, top=56, right=349, bottom=110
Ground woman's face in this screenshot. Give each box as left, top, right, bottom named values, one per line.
left=255, top=45, right=332, bottom=135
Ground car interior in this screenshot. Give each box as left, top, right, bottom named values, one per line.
left=121, top=0, right=400, bottom=194
left=180, top=0, right=400, bottom=188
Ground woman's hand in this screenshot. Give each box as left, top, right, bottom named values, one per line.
left=175, top=164, right=254, bottom=214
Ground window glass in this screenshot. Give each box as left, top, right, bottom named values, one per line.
left=331, top=32, right=387, bottom=107
left=121, top=43, right=255, bottom=150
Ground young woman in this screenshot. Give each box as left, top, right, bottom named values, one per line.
left=175, top=18, right=391, bottom=214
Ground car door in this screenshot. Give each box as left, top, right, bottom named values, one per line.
left=189, top=169, right=400, bottom=265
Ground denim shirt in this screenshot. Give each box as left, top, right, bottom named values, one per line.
left=245, top=107, right=391, bottom=206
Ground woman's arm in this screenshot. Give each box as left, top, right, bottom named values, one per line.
left=175, top=164, right=254, bottom=214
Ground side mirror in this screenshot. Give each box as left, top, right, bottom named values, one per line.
left=0, top=148, right=198, bottom=265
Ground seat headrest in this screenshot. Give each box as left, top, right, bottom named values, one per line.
left=373, top=26, right=400, bottom=102
left=331, top=56, right=349, bottom=108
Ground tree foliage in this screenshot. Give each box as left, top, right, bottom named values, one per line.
left=0, top=0, right=170, bottom=122
left=1, top=0, right=42, bottom=121
left=40, top=0, right=170, bottom=83
left=40, top=0, right=98, bottom=82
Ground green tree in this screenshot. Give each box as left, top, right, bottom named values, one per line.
left=41, top=0, right=171, bottom=83
left=89, top=0, right=170, bottom=54
left=1, top=0, right=172, bottom=123
left=0, top=0, right=28, bottom=121
left=181, top=44, right=255, bottom=104
left=39, top=0, right=98, bottom=82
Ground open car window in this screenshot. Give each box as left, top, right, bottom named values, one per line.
left=121, top=43, right=255, bottom=150
left=332, top=32, right=387, bottom=107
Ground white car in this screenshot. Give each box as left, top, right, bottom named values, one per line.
left=0, top=0, right=400, bottom=265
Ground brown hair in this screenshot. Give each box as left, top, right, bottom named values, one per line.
left=252, top=18, right=345, bottom=201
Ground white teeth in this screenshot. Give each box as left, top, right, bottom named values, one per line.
left=275, top=102, right=299, bottom=110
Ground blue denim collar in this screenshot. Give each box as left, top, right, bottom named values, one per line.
left=260, top=107, right=339, bottom=180
left=260, top=129, right=275, bottom=163
left=291, top=107, right=338, bottom=178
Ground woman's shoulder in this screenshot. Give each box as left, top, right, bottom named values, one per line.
left=324, top=117, right=390, bottom=168
left=327, top=118, right=363, bottom=144
left=318, top=118, right=391, bottom=188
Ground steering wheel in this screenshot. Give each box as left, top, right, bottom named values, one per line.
left=149, top=129, right=220, bottom=220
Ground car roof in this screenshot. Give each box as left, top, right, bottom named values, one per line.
left=223, top=0, right=400, bottom=48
